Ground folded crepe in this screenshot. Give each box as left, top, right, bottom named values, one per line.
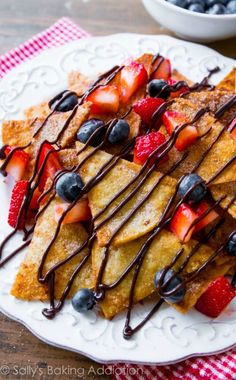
left=158, top=96, right=236, bottom=185
left=11, top=195, right=93, bottom=300
left=92, top=230, right=234, bottom=319
left=217, top=68, right=236, bottom=93
left=2, top=102, right=91, bottom=177
left=210, top=182, right=236, bottom=219
left=76, top=141, right=177, bottom=247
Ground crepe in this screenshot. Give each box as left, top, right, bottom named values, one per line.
left=158, top=97, right=236, bottom=185
left=217, top=68, right=236, bottom=93
left=11, top=196, right=93, bottom=300
left=210, top=182, right=236, bottom=219
left=76, top=141, right=177, bottom=247
left=92, top=230, right=234, bottom=319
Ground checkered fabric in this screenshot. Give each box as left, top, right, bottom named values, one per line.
left=0, top=16, right=235, bottom=380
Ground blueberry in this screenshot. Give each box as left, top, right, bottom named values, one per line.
left=154, top=269, right=186, bottom=303
left=188, top=3, right=205, bottom=12
left=147, top=79, right=170, bottom=99
left=49, top=91, right=78, bottom=112
left=178, top=174, right=207, bottom=204
left=207, top=3, right=226, bottom=13
left=187, top=0, right=205, bottom=7
left=108, top=119, right=130, bottom=144
left=56, top=172, right=84, bottom=203
left=226, top=0, right=236, bottom=13
left=225, top=233, right=236, bottom=256
left=166, top=0, right=188, bottom=8
left=77, top=119, right=105, bottom=146
left=206, top=0, right=227, bottom=6
left=72, top=288, right=96, bottom=313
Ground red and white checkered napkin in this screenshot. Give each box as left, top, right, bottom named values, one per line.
left=0, top=16, right=235, bottom=380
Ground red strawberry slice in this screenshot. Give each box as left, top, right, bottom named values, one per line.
left=133, top=131, right=168, bottom=166
left=133, top=97, right=165, bottom=124
left=195, top=276, right=235, bottom=318
left=194, top=201, right=219, bottom=233
left=152, top=57, right=171, bottom=81
left=170, top=203, right=198, bottom=243
left=54, top=198, right=91, bottom=225
left=162, top=111, right=198, bottom=151
left=168, top=78, right=189, bottom=99
left=120, top=61, right=148, bottom=104
left=229, top=117, right=236, bottom=140
left=37, top=143, right=61, bottom=191
left=29, top=187, right=42, bottom=212
left=86, top=85, right=120, bottom=114
left=8, top=180, right=28, bottom=229
left=3, top=146, right=29, bottom=181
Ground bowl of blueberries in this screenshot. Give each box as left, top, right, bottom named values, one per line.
left=142, top=0, right=236, bottom=42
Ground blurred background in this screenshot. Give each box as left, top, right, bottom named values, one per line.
left=0, top=0, right=235, bottom=58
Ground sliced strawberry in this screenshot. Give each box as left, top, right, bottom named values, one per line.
left=168, top=78, right=189, bottom=99
left=170, top=203, right=198, bottom=243
left=86, top=85, right=119, bottom=114
left=120, top=61, right=148, bottom=104
left=195, top=276, right=235, bottom=318
left=194, top=201, right=219, bottom=233
left=8, top=180, right=28, bottom=229
left=29, top=187, right=42, bottom=212
left=162, top=111, right=198, bottom=151
left=229, top=117, right=236, bottom=140
left=152, top=57, right=171, bottom=81
left=3, top=146, right=29, bottom=181
left=37, top=143, right=61, bottom=191
left=133, top=131, right=168, bottom=166
left=133, top=97, right=165, bottom=124
left=54, top=198, right=91, bottom=225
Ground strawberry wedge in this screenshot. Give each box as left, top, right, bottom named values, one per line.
left=3, top=146, right=29, bottom=181
left=163, top=111, right=198, bottom=151
left=133, top=131, right=168, bottom=166
left=195, top=277, right=235, bottom=318
left=37, top=142, right=61, bottom=191
left=8, top=180, right=28, bottom=229
left=120, top=61, right=148, bottom=104
left=54, top=198, right=91, bottom=225
left=86, top=85, right=120, bottom=114
left=152, top=57, right=171, bottom=81
left=194, top=201, right=218, bottom=233
left=170, top=203, right=198, bottom=243
left=133, top=97, right=165, bottom=124
left=168, top=78, right=189, bottom=99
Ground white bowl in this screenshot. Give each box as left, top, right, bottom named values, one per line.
left=142, top=0, right=236, bottom=42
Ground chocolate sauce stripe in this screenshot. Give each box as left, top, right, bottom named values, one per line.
left=182, top=195, right=226, bottom=242
left=43, top=250, right=92, bottom=318
left=191, top=120, right=232, bottom=173
left=206, top=153, right=236, bottom=185
left=0, top=142, right=31, bottom=175
left=123, top=299, right=164, bottom=339
left=0, top=240, right=31, bottom=268
left=215, top=95, right=236, bottom=119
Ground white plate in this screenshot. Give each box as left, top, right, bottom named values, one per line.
left=0, top=33, right=235, bottom=365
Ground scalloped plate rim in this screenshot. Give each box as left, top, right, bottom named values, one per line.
left=0, top=33, right=235, bottom=365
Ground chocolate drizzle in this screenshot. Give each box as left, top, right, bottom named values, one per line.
left=0, top=57, right=235, bottom=337
left=215, top=95, right=236, bottom=119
